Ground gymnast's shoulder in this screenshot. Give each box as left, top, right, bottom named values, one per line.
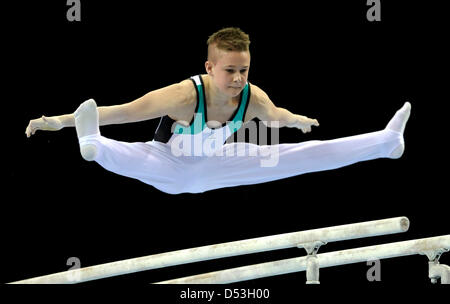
left=246, top=83, right=275, bottom=121
left=249, top=83, right=271, bottom=104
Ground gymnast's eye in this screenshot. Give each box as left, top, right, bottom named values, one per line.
left=226, top=69, right=235, bottom=73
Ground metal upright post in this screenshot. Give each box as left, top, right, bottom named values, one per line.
left=299, top=241, right=325, bottom=284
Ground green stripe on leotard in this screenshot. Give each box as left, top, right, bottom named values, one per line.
left=173, top=75, right=250, bottom=135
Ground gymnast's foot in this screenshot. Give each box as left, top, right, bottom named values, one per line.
left=75, top=99, right=100, bottom=161
left=385, top=102, right=411, bottom=159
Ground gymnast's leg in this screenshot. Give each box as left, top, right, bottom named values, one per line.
left=74, top=99, right=186, bottom=194
left=198, top=103, right=411, bottom=192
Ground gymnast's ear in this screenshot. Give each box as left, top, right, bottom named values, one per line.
left=205, top=60, right=214, bottom=76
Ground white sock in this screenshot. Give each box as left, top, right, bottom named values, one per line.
left=74, top=99, right=100, bottom=161
left=385, top=102, right=411, bottom=158
left=386, top=102, right=411, bottom=134
left=74, top=99, right=100, bottom=139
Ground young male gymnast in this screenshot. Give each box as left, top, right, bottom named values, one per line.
left=25, top=27, right=411, bottom=194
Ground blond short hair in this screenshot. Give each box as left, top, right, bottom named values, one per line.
left=207, top=27, right=250, bottom=62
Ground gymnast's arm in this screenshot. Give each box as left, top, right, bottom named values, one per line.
left=25, top=79, right=193, bottom=137
left=246, top=85, right=319, bottom=133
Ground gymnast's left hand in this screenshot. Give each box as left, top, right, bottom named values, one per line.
left=288, top=114, right=319, bottom=133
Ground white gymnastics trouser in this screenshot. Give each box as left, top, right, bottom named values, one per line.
left=78, top=129, right=402, bottom=195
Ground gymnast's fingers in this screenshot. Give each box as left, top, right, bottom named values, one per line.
left=25, top=122, right=33, bottom=138
left=27, top=120, right=41, bottom=137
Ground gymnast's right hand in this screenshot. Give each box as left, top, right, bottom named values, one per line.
left=25, top=115, right=63, bottom=138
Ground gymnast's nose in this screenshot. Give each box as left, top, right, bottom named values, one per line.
left=232, top=73, right=242, bottom=83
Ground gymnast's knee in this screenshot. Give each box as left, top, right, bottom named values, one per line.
left=80, top=144, right=98, bottom=161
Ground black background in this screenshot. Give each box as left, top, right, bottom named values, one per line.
left=2, top=0, right=449, bottom=299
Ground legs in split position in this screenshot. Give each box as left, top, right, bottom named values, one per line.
left=74, top=99, right=411, bottom=194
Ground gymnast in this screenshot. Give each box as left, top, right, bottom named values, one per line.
left=25, top=27, right=411, bottom=194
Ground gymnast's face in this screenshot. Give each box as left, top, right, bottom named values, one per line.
left=205, top=46, right=250, bottom=98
